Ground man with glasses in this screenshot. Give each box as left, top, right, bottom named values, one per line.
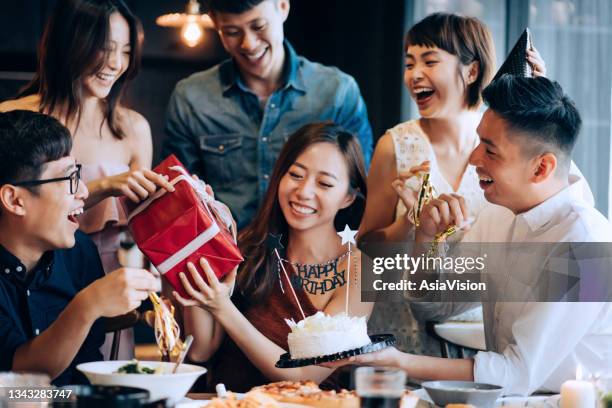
left=0, top=110, right=159, bottom=386
left=13, top=164, right=82, bottom=194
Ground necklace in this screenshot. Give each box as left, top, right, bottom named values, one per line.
left=287, top=250, right=351, bottom=269
left=277, top=250, right=351, bottom=295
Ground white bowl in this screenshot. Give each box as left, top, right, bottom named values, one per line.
left=422, top=380, right=502, bottom=407
left=77, top=360, right=206, bottom=405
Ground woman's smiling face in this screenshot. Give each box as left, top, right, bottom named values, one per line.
left=404, top=44, right=473, bottom=118
left=82, top=12, right=132, bottom=100
left=278, top=142, right=355, bottom=232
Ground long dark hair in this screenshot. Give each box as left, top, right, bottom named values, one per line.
left=237, top=122, right=367, bottom=303
left=20, top=0, right=143, bottom=139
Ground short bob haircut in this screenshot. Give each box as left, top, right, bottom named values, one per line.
left=406, top=12, right=496, bottom=109
left=20, top=0, right=143, bottom=140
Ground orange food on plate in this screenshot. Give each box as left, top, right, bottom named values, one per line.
left=205, top=382, right=420, bottom=407
left=206, top=391, right=280, bottom=407
left=250, top=381, right=359, bottom=408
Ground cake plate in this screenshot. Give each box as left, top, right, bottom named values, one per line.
left=275, top=334, right=396, bottom=368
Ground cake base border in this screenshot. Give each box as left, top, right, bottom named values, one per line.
left=275, top=334, right=396, bottom=368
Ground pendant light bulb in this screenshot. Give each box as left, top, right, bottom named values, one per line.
left=181, top=20, right=203, bottom=47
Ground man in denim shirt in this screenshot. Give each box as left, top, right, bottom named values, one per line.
left=163, top=0, right=373, bottom=229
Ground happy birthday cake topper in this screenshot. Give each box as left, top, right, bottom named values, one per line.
left=270, top=225, right=359, bottom=319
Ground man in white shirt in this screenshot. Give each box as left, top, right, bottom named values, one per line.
left=327, top=75, right=612, bottom=395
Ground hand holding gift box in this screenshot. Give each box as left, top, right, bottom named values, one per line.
left=122, top=155, right=243, bottom=298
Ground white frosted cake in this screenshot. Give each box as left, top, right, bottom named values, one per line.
left=285, top=312, right=371, bottom=359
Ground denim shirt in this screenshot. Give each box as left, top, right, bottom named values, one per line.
left=163, top=41, right=373, bottom=229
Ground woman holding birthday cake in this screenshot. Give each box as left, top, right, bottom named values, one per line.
left=173, top=122, right=374, bottom=392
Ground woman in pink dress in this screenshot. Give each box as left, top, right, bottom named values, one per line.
left=0, top=0, right=173, bottom=359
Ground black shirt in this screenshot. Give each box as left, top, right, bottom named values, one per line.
left=0, top=231, right=105, bottom=386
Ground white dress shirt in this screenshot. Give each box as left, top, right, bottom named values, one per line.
left=389, top=122, right=596, bottom=351
left=412, top=176, right=612, bottom=395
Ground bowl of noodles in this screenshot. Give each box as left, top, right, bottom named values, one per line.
left=77, top=293, right=204, bottom=404
left=77, top=360, right=206, bottom=404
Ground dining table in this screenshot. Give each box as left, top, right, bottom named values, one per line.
left=183, top=390, right=561, bottom=407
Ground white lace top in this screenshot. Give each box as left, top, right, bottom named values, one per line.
left=367, top=119, right=486, bottom=354
left=389, top=119, right=486, bottom=223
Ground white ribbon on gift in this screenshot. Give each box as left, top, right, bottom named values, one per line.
left=126, top=165, right=236, bottom=275
left=156, top=222, right=220, bottom=274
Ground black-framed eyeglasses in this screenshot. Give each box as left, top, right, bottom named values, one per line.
left=12, top=164, right=82, bottom=194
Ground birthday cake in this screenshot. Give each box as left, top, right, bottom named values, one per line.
left=285, top=312, right=371, bottom=359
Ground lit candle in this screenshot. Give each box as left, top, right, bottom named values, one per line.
left=561, top=366, right=596, bottom=408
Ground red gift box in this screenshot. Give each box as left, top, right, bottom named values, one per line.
left=123, top=155, right=243, bottom=298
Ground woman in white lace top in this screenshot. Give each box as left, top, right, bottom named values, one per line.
left=360, top=13, right=547, bottom=356
left=386, top=118, right=486, bottom=227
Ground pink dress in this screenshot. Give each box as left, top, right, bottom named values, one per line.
left=80, top=163, right=135, bottom=360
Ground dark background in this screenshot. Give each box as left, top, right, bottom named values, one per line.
left=0, top=0, right=408, bottom=345
left=0, top=0, right=408, bottom=163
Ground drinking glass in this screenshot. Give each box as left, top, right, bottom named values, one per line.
left=355, top=366, right=406, bottom=408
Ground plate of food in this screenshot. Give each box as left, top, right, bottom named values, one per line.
left=177, top=381, right=428, bottom=408
left=275, top=312, right=396, bottom=368
left=189, top=380, right=358, bottom=408
left=184, top=392, right=309, bottom=407
left=77, top=360, right=206, bottom=405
